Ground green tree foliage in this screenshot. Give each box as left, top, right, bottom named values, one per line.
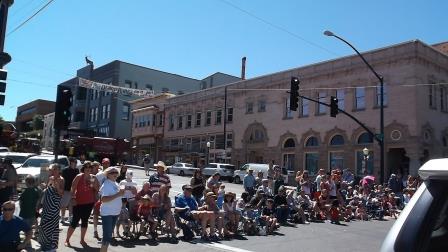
left=32, top=115, right=44, bottom=130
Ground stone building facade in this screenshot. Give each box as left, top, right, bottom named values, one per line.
left=131, top=39, right=448, bottom=182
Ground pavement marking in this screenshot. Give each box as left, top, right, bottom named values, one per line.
left=202, top=243, right=255, bottom=252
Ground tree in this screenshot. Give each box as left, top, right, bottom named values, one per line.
left=32, top=115, right=44, bottom=131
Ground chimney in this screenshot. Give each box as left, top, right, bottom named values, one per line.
left=241, top=57, right=246, bottom=80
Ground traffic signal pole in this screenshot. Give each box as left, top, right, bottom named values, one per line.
left=298, top=94, right=381, bottom=145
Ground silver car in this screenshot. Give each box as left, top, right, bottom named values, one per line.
left=168, top=162, right=199, bottom=176
left=381, top=158, right=448, bottom=252
left=0, top=152, right=37, bottom=168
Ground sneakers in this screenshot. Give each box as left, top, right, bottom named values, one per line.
left=201, top=235, right=209, bottom=242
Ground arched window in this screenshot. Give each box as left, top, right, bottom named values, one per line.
left=330, top=135, right=345, bottom=146
left=284, top=138, right=295, bottom=148
left=305, top=136, right=319, bottom=147
left=358, top=132, right=373, bottom=144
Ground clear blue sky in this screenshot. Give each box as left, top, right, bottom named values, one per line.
left=1, top=0, right=446, bottom=121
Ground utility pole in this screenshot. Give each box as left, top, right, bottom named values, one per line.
left=0, top=0, right=13, bottom=106
left=0, top=0, right=12, bottom=68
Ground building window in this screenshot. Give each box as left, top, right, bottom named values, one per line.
left=215, top=110, right=222, bottom=125
left=318, top=92, right=326, bottom=114
left=124, top=81, right=132, bottom=88
left=355, top=87, right=365, bottom=110
left=305, top=153, right=319, bottom=176
left=94, top=107, right=98, bottom=121
left=177, top=115, right=183, bottom=129
left=305, top=136, right=319, bottom=147
left=139, top=116, right=144, bottom=127
left=329, top=152, right=344, bottom=171
left=284, top=138, right=295, bottom=148
left=246, top=102, right=254, bottom=114
left=146, top=115, right=151, bottom=126
left=429, top=85, right=436, bottom=109
left=162, top=87, right=169, bottom=93
left=258, top=100, right=266, bottom=112
left=376, top=84, right=387, bottom=107
left=101, top=105, right=106, bottom=120
left=186, top=114, right=192, bottom=128
left=89, top=108, right=94, bottom=122
left=122, top=104, right=130, bottom=120
left=226, top=133, right=233, bottom=148
left=106, top=104, right=111, bottom=119
left=205, top=111, right=212, bottom=126
left=227, top=108, right=233, bottom=123
left=158, top=114, right=163, bottom=126
left=441, top=86, right=447, bottom=112
left=285, top=98, right=292, bottom=119
left=283, top=153, right=295, bottom=171
left=134, top=116, right=138, bottom=128
left=146, top=84, right=153, bottom=90
left=195, top=112, right=202, bottom=127
left=300, top=98, right=309, bottom=117
left=356, top=150, right=374, bottom=176
left=168, top=114, right=174, bottom=130
left=330, top=135, right=345, bottom=146
left=358, top=132, right=373, bottom=144
left=336, top=90, right=345, bottom=110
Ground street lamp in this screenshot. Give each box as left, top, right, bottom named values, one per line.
left=324, top=30, right=385, bottom=184
left=362, top=147, right=370, bottom=175
left=206, top=141, right=211, bottom=165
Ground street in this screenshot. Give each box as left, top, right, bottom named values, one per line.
left=27, top=168, right=394, bottom=252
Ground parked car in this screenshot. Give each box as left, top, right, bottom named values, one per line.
left=233, top=163, right=292, bottom=184
left=0, top=152, right=37, bottom=168
left=0, top=146, right=10, bottom=152
left=16, top=154, right=69, bottom=191
left=381, top=158, right=448, bottom=252
left=168, top=162, right=199, bottom=176
left=202, top=163, right=236, bottom=182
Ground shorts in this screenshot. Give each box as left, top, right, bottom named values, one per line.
left=60, top=191, right=72, bottom=208
left=93, top=200, right=102, bottom=215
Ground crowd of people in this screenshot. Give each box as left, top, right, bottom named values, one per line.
left=0, top=155, right=423, bottom=252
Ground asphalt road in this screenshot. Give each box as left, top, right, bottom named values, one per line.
left=27, top=168, right=394, bottom=252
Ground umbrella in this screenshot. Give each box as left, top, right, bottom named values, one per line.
left=361, top=175, right=375, bottom=186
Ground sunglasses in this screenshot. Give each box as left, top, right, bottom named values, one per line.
left=2, top=208, right=14, bottom=212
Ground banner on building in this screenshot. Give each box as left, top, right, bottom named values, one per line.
left=78, top=77, right=155, bottom=97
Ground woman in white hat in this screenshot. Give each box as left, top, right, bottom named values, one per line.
left=99, top=167, right=125, bottom=252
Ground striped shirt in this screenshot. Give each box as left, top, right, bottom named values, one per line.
left=148, top=172, right=171, bottom=193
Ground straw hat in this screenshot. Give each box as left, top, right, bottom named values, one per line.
left=225, top=192, right=235, bottom=198
left=142, top=194, right=151, bottom=200
left=154, top=161, right=167, bottom=171
left=104, top=167, right=119, bottom=176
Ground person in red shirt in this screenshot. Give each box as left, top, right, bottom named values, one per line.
left=137, top=195, right=157, bottom=238
left=65, top=162, right=100, bottom=247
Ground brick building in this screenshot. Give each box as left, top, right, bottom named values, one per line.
left=131, top=39, right=448, bottom=181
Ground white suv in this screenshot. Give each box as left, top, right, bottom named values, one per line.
left=202, top=163, right=236, bottom=182
left=381, top=158, right=448, bottom=252
left=16, top=155, right=69, bottom=191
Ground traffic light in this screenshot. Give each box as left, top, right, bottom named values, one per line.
left=289, top=77, right=299, bottom=111
left=0, top=69, right=7, bottom=106
left=54, top=86, right=73, bottom=130
left=330, top=96, right=339, bottom=117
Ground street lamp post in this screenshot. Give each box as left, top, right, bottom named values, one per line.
left=206, top=141, right=211, bottom=166
left=324, top=30, right=385, bottom=185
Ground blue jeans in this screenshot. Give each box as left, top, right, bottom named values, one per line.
left=101, top=215, right=118, bottom=245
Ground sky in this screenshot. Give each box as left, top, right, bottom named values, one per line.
left=0, top=0, right=447, bottom=121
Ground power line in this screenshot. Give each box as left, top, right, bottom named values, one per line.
left=7, top=0, right=55, bottom=37
left=218, top=0, right=338, bottom=56
left=9, top=0, right=37, bottom=18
